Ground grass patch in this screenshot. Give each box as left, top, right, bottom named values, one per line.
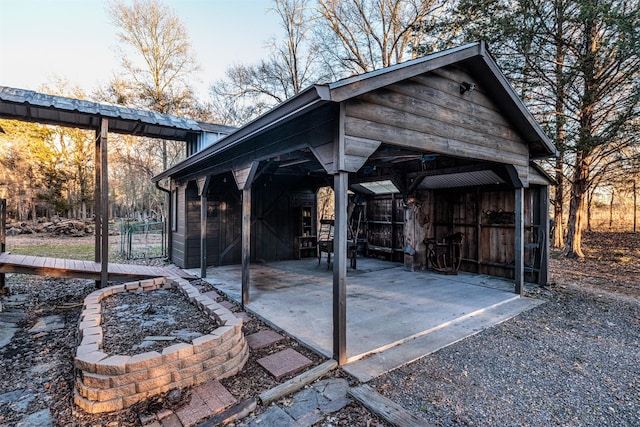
left=6, top=243, right=97, bottom=260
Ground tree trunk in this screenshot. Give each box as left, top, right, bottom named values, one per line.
left=551, top=7, right=566, bottom=248
left=609, top=188, right=615, bottom=229
left=553, top=156, right=565, bottom=247
left=564, top=151, right=590, bottom=258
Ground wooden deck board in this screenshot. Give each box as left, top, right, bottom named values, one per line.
left=0, top=252, right=194, bottom=281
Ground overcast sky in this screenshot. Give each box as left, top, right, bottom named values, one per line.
left=0, top=0, right=281, bottom=98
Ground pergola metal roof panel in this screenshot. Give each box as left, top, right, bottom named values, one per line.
left=0, top=86, right=202, bottom=140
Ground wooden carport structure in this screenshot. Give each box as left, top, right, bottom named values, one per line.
left=154, top=41, right=557, bottom=365
left=0, top=86, right=208, bottom=286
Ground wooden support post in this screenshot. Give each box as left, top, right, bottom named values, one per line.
left=0, top=198, right=6, bottom=293
left=100, top=118, right=109, bottom=288
left=198, top=177, right=211, bottom=279
left=241, top=187, right=251, bottom=306
left=94, top=128, right=102, bottom=265
left=200, top=192, right=208, bottom=279
left=333, top=171, right=348, bottom=365
left=514, top=187, right=524, bottom=295
left=539, top=186, right=550, bottom=286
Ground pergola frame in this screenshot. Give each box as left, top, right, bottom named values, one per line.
left=0, top=86, right=204, bottom=287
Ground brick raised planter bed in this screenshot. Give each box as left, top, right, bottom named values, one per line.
left=74, top=277, right=249, bottom=414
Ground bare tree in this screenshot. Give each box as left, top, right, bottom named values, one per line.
left=315, top=0, right=441, bottom=76
left=106, top=0, right=202, bottom=174
left=209, top=0, right=321, bottom=125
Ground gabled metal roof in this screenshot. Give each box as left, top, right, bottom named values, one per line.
left=0, top=86, right=202, bottom=140
left=154, top=41, right=557, bottom=182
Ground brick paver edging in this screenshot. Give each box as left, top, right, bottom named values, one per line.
left=73, top=276, right=249, bottom=414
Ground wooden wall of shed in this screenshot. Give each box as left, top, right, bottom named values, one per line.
left=176, top=174, right=317, bottom=268
left=171, top=184, right=187, bottom=268
left=403, top=186, right=544, bottom=283
left=343, top=66, right=530, bottom=170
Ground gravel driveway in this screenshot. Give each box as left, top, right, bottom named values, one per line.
left=370, top=286, right=640, bottom=426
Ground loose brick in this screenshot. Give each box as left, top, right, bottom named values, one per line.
left=96, top=355, right=131, bottom=375
left=126, top=351, right=162, bottom=373
left=227, top=338, right=248, bottom=362
left=180, top=350, right=212, bottom=368
left=79, top=320, right=98, bottom=331
left=153, top=277, right=166, bottom=285
left=84, top=303, right=101, bottom=313
left=125, top=281, right=140, bottom=291
left=74, top=390, right=123, bottom=414
left=122, top=392, right=149, bottom=408
left=195, top=366, right=223, bottom=384
left=192, top=334, right=221, bottom=354
left=136, top=373, right=172, bottom=393
left=210, top=335, right=238, bottom=357
left=80, top=334, right=102, bottom=346
left=81, top=372, right=111, bottom=389
left=147, top=359, right=181, bottom=379
left=81, top=313, right=101, bottom=326
left=172, top=363, right=203, bottom=382
left=212, top=325, right=234, bottom=342
left=162, top=343, right=193, bottom=362
left=110, top=369, right=148, bottom=388
left=140, top=279, right=156, bottom=288
left=76, top=343, right=100, bottom=356
left=110, top=285, right=126, bottom=294
left=75, top=351, right=108, bottom=372
left=202, top=353, right=228, bottom=371
left=81, top=326, right=103, bottom=339
left=95, top=383, right=136, bottom=401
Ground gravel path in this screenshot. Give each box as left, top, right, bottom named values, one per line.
left=371, top=286, right=640, bottom=426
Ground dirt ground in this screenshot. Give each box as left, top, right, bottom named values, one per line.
left=1, top=231, right=638, bottom=426
left=549, top=231, right=640, bottom=299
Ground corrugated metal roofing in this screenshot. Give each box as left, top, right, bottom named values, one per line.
left=0, top=86, right=202, bottom=140
left=417, top=170, right=505, bottom=189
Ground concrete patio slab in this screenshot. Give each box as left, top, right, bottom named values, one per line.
left=193, top=258, right=544, bottom=380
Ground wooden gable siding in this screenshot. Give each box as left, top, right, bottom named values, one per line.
left=343, top=66, right=530, bottom=169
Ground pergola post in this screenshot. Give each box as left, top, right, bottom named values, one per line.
left=333, top=171, right=348, bottom=365
left=95, top=118, right=109, bottom=288
left=198, top=177, right=211, bottom=279
left=232, top=162, right=260, bottom=308
left=241, top=187, right=251, bottom=306
left=514, top=186, right=525, bottom=295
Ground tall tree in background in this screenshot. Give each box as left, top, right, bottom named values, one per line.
left=210, top=0, right=321, bottom=125
left=416, top=0, right=640, bottom=257
left=106, top=0, right=201, bottom=170
left=315, top=0, right=441, bottom=77
left=562, top=0, right=640, bottom=257
left=211, top=0, right=443, bottom=125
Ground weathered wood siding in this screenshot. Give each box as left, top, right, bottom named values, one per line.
left=429, top=186, right=543, bottom=283
left=344, top=66, right=530, bottom=169
left=171, top=184, right=187, bottom=268
left=184, top=181, right=201, bottom=268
